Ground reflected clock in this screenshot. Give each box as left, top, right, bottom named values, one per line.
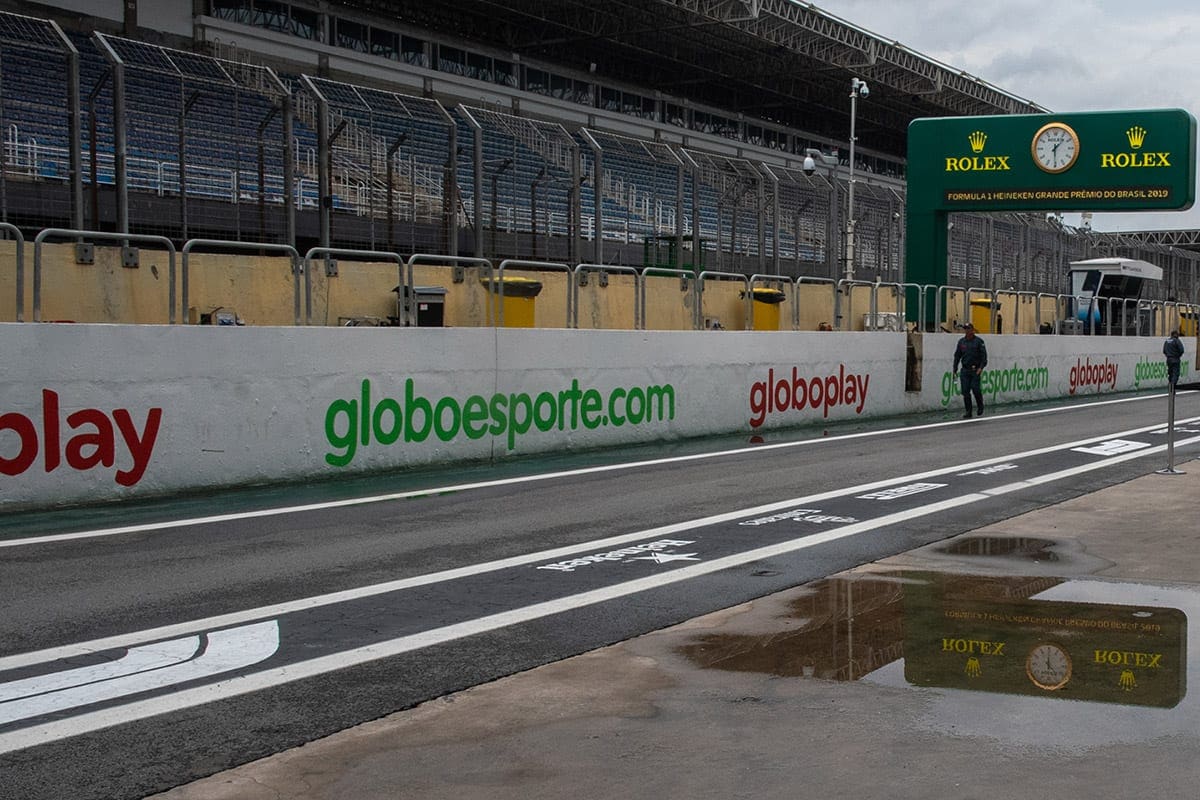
left=1026, top=642, right=1073, bottom=690
left=1031, top=122, right=1080, bottom=174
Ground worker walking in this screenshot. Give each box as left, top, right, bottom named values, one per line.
left=1164, top=329, right=1185, bottom=388
left=952, top=322, right=988, bottom=419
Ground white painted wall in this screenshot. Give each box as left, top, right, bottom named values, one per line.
left=0, top=325, right=1179, bottom=511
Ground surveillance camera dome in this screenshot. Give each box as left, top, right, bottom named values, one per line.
left=859, top=83, right=869, bottom=98
left=802, top=155, right=816, bottom=175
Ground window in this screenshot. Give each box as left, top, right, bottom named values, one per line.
left=370, top=27, right=399, bottom=60
left=211, top=0, right=253, bottom=24
left=551, top=73, right=572, bottom=100
left=600, top=86, right=619, bottom=111
left=468, top=52, right=492, bottom=82
left=289, top=7, right=317, bottom=39
left=334, top=18, right=368, bottom=53
left=493, top=59, right=516, bottom=87
left=401, top=36, right=426, bottom=67
left=526, top=68, right=549, bottom=95
left=665, top=103, right=685, bottom=128
left=438, top=45, right=467, bottom=75
left=253, top=0, right=288, bottom=32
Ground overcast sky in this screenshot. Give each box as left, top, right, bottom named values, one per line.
left=813, top=0, right=1200, bottom=232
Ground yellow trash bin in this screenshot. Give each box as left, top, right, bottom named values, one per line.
left=1179, top=311, right=1197, bottom=337
left=969, top=299, right=1002, bottom=334
left=482, top=276, right=543, bottom=328
left=749, top=287, right=786, bottom=330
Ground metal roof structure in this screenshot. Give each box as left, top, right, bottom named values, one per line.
left=335, top=0, right=1047, bottom=158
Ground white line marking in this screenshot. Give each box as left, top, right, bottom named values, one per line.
left=0, top=435, right=1197, bottom=754
left=2, top=421, right=1197, bottom=676
left=0, top=622, right=277, bottom=727
left=4, top=427, right=1194, bottom=755
left=0, top=638, right=199, bottom=703
left=2, top=395, right=1193, bottom=549
left=0, top=498, right=978, bottom=755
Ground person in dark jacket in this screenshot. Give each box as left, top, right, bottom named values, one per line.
left=1163, top=329, right=1185, bottom=388
left=952, top=323, right=988, bottom=418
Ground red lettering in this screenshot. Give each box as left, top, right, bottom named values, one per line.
left=65, top=408, right=116, bottom=471
left=113, top=408, right=163, bottom=487
left=42, top=388, right=60, bottom=473
left=0, top=412, right=38, bottom=476
left=0, top=393, right=162, bottom=486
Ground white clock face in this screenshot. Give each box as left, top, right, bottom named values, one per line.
left=1032, top=123, right=1079, bottom=173
left=1026, top=642, right=1072, bottom=690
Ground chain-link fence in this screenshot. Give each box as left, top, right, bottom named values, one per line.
left=0, top=12, right=80, bottom=230
left=295, top=76, right=455, bottom=255
left=0, top=9, right=1196, bottom=302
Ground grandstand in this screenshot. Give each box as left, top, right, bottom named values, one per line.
left=0, top=0, right=1197, bottom=301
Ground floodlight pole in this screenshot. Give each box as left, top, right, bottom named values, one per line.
left=845, top=77, right=868, bottom=284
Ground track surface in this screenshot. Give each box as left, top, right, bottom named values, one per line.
left=2, top=393, right=1198, bottom=800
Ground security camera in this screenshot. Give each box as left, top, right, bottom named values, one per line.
left=859, top=83, right=869, bottom=98
left=802, top=155, right=816, bottom=176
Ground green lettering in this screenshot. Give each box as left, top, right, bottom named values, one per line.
left=373, top=397, right=402, bottom=445
left=462, top=395, right=489, bottom=439
left=433, top=396, right=461, bottom=442
left=404, top=378, right=433, bottom=443
left=324, top=397, right=358, bottom=467
left=581, top=389, right=603, bottom=429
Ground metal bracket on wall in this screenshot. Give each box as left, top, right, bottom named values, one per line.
left=121, top=246, right=139, bottom=268
left=577, top=271, right=588, bottom=287
left=325, top=258, right=338, bottom=277
left=74, top=243, right=94, bottom=265
left=598, top=270, right=609, bottom=288
left=452, top=265, right=465, bottom=283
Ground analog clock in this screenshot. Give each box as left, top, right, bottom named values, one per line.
left=1031, top=122, right=1080, bottom=173
left=1026, top=642, right=1073, bottom=690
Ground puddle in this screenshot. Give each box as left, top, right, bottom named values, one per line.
left=937, top=536, right=1060, bottom=561
left=678, top=571, right=1190, bottom=714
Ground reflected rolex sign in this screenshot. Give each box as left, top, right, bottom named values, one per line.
left=904, top=576, right=1186, bottom=707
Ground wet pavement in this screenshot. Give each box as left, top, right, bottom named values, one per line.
left=153, top=461, right=1200, bottom=800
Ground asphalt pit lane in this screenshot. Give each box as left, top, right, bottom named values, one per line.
left=937, top=536, right=1060, bottom=561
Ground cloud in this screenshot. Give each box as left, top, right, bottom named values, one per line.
left=813, top=0, right=1200, bottom=230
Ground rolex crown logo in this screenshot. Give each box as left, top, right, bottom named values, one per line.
left=1126, top=125, right=1147, bottom=150
left=968, top=130, right=987, bottom=153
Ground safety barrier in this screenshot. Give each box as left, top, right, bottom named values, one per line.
left=183, top=240, right=301, bottom=326
left=6, top=234, right=1198, bottom=334
left=306, top=247, right=407, bottom=327
left=33, top=228, right=177, bottom=323
left=574, top=263, right=640, bottom=330
left=3, top=223, right=24, bottom=322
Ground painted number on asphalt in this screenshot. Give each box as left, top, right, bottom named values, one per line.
left=1071, top=439, right=1151, bottom=456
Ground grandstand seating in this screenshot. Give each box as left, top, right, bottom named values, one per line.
left=0, top=15, right=827, bottom=263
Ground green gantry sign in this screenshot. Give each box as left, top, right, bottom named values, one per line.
left=905, top=108, right=1198, bottom=309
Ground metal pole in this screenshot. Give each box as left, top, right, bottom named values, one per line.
left=1157, top=383, right=1184, bottom=475
left=66, top=47, right=83, bottom=231
left=846, top=101, right=857, bottom=282
left=282, top=90, right=295, bottom=249
left=113, top=61, right=128, bottom=235
left=316, top=92, right=330, bottom=248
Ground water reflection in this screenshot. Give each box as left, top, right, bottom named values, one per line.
left=937, top=536, right=1060, bottom=562
left=678, top=571, right=1186, bottom=710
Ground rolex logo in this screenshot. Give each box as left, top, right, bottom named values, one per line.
left=1126, top=125, right=1147, bottom=149
left=968, top=130, right=987, bottom=153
